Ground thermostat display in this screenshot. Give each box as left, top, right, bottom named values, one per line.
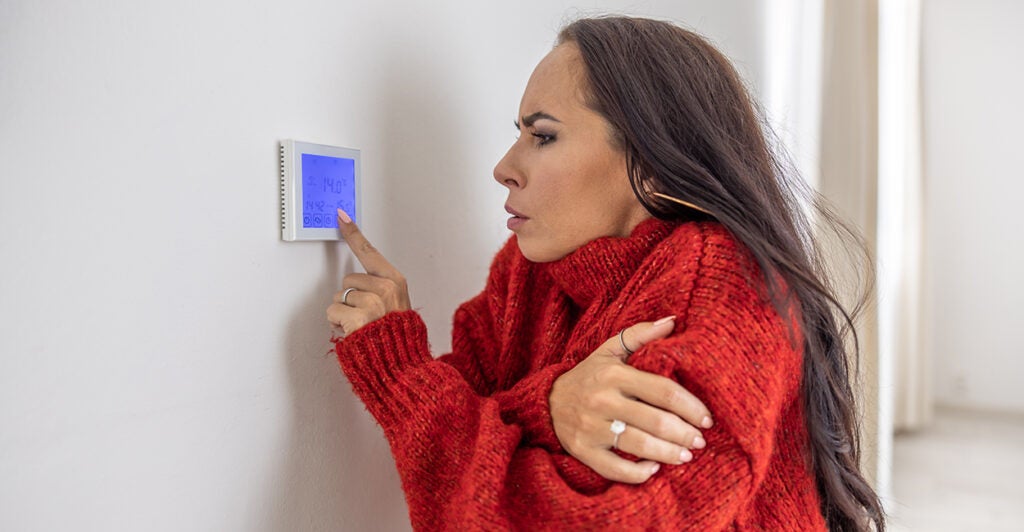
left=280, top=140, right=361, bottom=241
left=301, top=154, right=356, bottom=229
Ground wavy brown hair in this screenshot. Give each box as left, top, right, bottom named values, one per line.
left=558, top=16, right=884, bottom=531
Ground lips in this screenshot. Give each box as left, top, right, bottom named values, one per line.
left=504, top=204, right=527, bottom=218
left=505, top=204, right=528, bottom=231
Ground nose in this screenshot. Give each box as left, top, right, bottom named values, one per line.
left=493, top=145, right=523, bottom=189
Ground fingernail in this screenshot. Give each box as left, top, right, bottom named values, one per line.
left=337, top=208, right=352, bottom=224
left=679, top=449, right=693, bottom=463
left=650, top=463, right=661, bottom=475
left=653, top=315, right=676, bottom=327
left=701, top=416, right=713, bottom=429
left=692, top=436, right=706, bottom=449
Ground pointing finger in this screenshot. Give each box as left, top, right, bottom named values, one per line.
left=337, top=208, right=400, bottom=280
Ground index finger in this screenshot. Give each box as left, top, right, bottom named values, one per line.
left=337, top=208, right=399, bottom=279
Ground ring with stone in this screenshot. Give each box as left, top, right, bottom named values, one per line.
left=610, top=419, right=627, bottom=449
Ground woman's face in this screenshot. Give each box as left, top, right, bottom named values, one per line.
left=493, top=43, right=650, bottom=263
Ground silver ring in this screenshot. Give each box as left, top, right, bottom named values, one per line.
left=341, top=287, right=358, bottom=305
left=610, top=419, right=626, bottom=449
left=618, top=328, right=634, bottom=356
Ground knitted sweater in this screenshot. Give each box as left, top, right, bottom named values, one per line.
left=334, top=219, right=827, bottom=531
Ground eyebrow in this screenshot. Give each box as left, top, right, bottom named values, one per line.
left=513, top=111, right=562, bottom=130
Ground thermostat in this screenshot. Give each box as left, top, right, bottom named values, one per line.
left=279, top=139, right=361, bottom=241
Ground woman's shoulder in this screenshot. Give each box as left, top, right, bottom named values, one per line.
left=643, top=221, right=791, bottom=331
left=654, top=221, right=763, bottom=286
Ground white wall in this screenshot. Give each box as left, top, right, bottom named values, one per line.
left=0, top=1, right=765, bottom=529
left=922, top=0, right=1024, bottom=413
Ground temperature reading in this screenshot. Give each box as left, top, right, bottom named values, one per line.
left=323, top=176, right=350, bottom=194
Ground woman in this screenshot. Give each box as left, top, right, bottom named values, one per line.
left=327, top=16, right=885, bottom=531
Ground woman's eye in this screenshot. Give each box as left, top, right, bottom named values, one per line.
left=532, top=132, right=555, bottom=146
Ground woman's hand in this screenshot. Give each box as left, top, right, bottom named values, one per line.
left=326, top=209, right=411, bottom=336
left=550, top=317, right=713, bottom=484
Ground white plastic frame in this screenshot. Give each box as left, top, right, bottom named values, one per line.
left=279, top=139, right=361, bottom=241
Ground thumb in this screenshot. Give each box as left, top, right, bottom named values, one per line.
left=610, top=315, right=677, bottom=359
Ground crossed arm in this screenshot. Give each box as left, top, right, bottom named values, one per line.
left=334, top=307, right=786, bottom=529
left=327, top=212, right=800, bottom=529
left=327, top=212, right=710, bottom=482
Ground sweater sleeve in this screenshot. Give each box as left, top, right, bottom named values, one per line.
left=383, top=237, right=567, bottom=451
left=333, top=227, right=807, bottom=530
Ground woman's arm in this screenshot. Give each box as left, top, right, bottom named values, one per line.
left=332, top=225, right=805, bottom=530
left=445, top=290, right=708, bottom=460
left=328, top=214, right=704, bottom=456
left=547, top=318, right=713, bottom=483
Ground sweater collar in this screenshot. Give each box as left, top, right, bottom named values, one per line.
left=542, top=217, right=678, bottom=308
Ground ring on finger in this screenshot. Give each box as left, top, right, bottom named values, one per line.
left=618, top=328, right=635, bottom=356
left=341, top=287, right=358, bottom=306
left=610, top=419, right=627, bottom=449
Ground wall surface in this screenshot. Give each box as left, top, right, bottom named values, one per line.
left=922, top=0, right=1024, bottom=413
left=0, top=1, right=766, bottom=529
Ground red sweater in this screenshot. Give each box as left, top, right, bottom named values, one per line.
left=334, top=219, right=827, bottom=531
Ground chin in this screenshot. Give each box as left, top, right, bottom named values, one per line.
left=516, top=237, right=572, bottom=263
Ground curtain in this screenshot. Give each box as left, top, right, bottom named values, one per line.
left=877, top=0, right=929, bottom=433
left=767, top=0, right=929, bottom=500
left=768, top=0, right=930, bottom=500
left=817, top=0, right=882, bottom=490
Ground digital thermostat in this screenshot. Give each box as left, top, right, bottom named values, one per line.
left=279, top=139, right=361, bottom=241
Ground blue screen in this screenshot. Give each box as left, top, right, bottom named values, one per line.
left=301, top=153, right=356, bottom=229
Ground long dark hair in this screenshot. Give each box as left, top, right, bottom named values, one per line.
left=559, top=16, right=884, bottom=531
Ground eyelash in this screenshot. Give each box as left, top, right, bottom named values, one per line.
left=513, top=121, right=556, bottom=147
left=532, top=132, right=555, bottom=146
